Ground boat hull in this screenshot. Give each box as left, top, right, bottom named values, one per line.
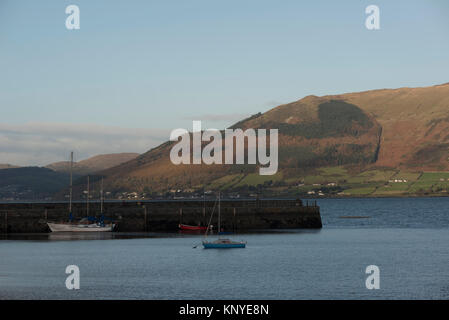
left=47, top=222, right=115, bottom=232
left=202, top=240, right=246, bottom=249
left=179, top=224, right=208, bottom=231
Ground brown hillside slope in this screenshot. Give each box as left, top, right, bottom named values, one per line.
left=0, top=164, right=20, bottom=170
left=47, top=153, right=139, bottom=175
left=241, top=83, right=449, bottom=169
left=95, top=83, right=449, bottom=193
left=335, top=83, right=449, bottom=169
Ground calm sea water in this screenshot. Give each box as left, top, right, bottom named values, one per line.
left=1, top=197, right=449, bottom=300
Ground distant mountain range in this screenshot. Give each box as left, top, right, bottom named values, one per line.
left=3, top=83, right=449, bottom=200
left=0, top=164, right=20, bottom=170
left=45, top=153, right=139, bottom=175
left=0, top=153, right=139, bottom=200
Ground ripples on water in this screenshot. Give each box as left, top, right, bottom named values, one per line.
left=1, top=197, right=448, bottom=299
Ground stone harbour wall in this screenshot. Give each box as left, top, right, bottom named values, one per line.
left=0, top=199, right=322, bottom=233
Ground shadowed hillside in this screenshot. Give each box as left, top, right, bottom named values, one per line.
left=0, top=153, right=139, bottom=200
left=235, top=99, right=382, bottom=168
left=0, top=167, right=70, bottom=200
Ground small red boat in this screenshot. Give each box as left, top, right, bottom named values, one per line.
left=179, top=224, right=208, bottom=231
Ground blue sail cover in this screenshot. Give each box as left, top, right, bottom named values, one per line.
left=203, top=242, right=246, bottom=249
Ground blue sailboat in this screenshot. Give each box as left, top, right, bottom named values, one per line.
left=202, top=238, right=246, bottom=249
left=202, top=192, right=246, bottom=249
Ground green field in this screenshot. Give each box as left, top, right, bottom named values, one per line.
left=418, top=172, right=449, bottom=182
left=303, top=175, right=328, bottom=185
left=391, top=171, right=422, bottom=182
left=362, top=169, right=397, bottom=182
left=205, top=167, right=449, bottom=197
left=319, top=166, right=349, bottom=176
left=407, top=181, right=434, bottom=193
left=208, top=174, right=244, bottom=189
left=234, top=172, right=284, bottom=187
left=373, top=182, right=413, bottom=195
left=343, top=186, right=377, bottom=195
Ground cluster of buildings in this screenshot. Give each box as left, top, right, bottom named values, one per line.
left=388, top=179, right=408, bottom=183
left=0, top=185, right=49, bottom=201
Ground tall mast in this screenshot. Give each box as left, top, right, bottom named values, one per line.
left=100, top=177, right=104, bottom=215
left=86, top=175, right=89, bottom=217
left=218, top=191, right=221, bottom=237
left=69, top=151, right=73, bottom=215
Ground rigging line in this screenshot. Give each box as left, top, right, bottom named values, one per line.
left=204, top=196, right=218, bottom=239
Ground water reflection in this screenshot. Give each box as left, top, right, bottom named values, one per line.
left=0, top=229, right=321, bottom=241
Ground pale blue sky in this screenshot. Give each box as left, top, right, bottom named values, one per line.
left=1, top=0, right=449, bottom=165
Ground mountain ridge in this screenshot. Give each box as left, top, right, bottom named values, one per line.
left=46, top=152, right=139, bottom=175
left=85, top=82, right=449, bottom=195
left=0, top=153, right=139, bottom=200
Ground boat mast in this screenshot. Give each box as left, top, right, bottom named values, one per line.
left=86, top=175, right=90, bottom=217
left=69, top=151, right=73, bottom=218
left=218, top=191, right=221, bottom=237
left=100, top=177, right=104, bottom=215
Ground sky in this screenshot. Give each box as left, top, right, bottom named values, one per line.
left=1, top=0, right=449, bottom=165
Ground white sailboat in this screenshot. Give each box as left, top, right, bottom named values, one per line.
left=47, top=220, right=115, bottom=232
left=47, top=152, right=115, bottom=232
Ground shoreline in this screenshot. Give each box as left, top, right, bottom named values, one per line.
left=1, top=192, right=449, bottom=204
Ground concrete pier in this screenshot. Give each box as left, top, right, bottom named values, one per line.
left=0, top=199, right=321, bottom=233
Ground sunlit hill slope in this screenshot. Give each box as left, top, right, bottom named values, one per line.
left=80, top=83, right=449, bottom=197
